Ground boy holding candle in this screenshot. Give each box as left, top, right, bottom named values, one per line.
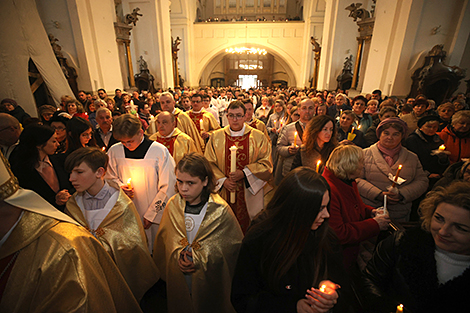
left=204, top=101, right=273, bottom=233
left=106, top=114, right=176, bottom=250
left=64, top=147, right=159, bottom=301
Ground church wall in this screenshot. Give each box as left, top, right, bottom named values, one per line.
left=37, top=0, right=123, bottom=94
left=362, top=0, right=470, bottom=98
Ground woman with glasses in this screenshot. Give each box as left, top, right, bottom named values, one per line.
left=49, top=113, right=69, bottom=154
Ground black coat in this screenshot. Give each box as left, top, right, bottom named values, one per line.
left=231, top=227, right=353, bottom=313
left=362, top=227, right=470, bottom=313
left=8, top=105, right=31, bottom=124
left=11, top=154, right=74, bottom=212
left=94, top=128, right=119, bottom=151
left=404, top=129, right=449, bottom=176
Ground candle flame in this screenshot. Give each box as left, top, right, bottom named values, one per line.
left=294, top=131, right=298, bottom=136
left=398, top=164, right=402, bottom=170
left=439, top=144, right=445, bottom=150
left=102, top=147, right=106, bottom=151
left=127, top=178, right=132, bottom=185
left=317, top=160, right=321, bottom=166
left=320, top=285, right=326, bottom=292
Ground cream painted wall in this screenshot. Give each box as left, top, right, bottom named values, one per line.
left=362, top=0, right=470, bottom=97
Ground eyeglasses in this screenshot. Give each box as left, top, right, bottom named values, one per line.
left=227, top=113, right=245, bottom=120
left=52, top=126, right=66, bottom=131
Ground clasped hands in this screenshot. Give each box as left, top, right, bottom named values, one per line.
left=178, top=249, right=196, bottom=274
left=297, top=280, right=340, bottom=313
left=55, top=189, right=71, bottom=206
left=223, top=169, right=245, bottom=192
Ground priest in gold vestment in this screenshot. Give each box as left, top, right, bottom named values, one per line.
left=243, top=98, right=270, bottom=141
left=160, top=91, right=205, bottom=154
left=204, top=101, right=273, bottom=233
left=0, top=153, right=142, bottom=313
left=149, top=111, right=198, bottom=165
left=186, top=93, right=221, bottom=147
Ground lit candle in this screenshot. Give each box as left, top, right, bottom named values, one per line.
left=350, top=127, right=355, bottom=135
left=127, top=178, right=132, bottom=189
left=101, top=146, right=106, bottom=151
left=392, top=164, right=403, bottom=188
left=229, top=145, right=238, bottom=203
left=396, top=304, right=403, bottom=313
left=347, top=127, right=356, bottom=141
left=199, top=119, right=204, bottom=132
left=316, top=160, right=321, bottom=173
left=320, top=284, right=326, bottom=293
left=293, top=131, right=298, bottom=147
left=439, top=144, right=445, bottom=151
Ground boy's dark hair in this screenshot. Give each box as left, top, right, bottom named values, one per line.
left=65, top=147, right=108, bottom=173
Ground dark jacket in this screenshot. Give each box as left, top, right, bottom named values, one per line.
left=337, top=125, right=368, bottom=148
left=11, top=154, right=74, bottom=212
left=404, top=129, right=449, bottom=175
left=94, top=128, right=119, bottom=151
left=362, top=227, right=470, bottom=313
left=231, top=225, right=353, bottom=313
left=9, top=105, right=31, bottom=124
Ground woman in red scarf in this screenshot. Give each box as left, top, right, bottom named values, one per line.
left=356, top=118, right=428, bottom=222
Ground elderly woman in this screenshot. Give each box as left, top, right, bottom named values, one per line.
left=323, top=145, right=390, bottom=271
left=337, top=110, right=368, bottom=148
left=357, top=118, right=428, bottom=222
left=438, top=110, right=470, bottom=163
left=365, top=99, right=379, bottom=117
left=437, top=102, right=455, bottom=131
left=404, top=115, right=450, bottom=188
left=0, top=98, right=31, bottom=124
left=434, top=159, right=470, bottom=189
left=361, top=181, right=470, bottom=313
left=364, top=107, right=397, bottom=146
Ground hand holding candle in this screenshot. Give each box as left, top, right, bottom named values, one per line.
left=123, top=178, right=134, bottom=198
left=293, top=131, right=298, bottom=147
left=439, top=144, right=445, bottom=151
left=396, top=304, right=403, bottom=313
left=347, top=127, right=356, bottom=141
left=391, top=164, right=403, bottom=188
left=229, top=145, right=238, bottom=203
left=305, top=280, right=340, bottom=312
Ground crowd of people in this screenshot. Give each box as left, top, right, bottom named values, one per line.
left=1, top=85, right=470, bottom=312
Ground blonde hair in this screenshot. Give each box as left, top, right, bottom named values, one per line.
left=326, top=144, right=364, bottom=180
left=420, top=181, right=470, bottom=232
left=112, top=114, right=142, bottom=139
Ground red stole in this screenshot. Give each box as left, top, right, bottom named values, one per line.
left=188, top=111, right=204, bottom=132
left=249, top=120, right=257, bottom=129
left=225, top=131, right=251, bottom=233
left=156, top=136, right=177, bottom=155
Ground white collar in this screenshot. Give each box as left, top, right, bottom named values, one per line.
left=161, top=129, right=176, bottom=138
left=230, top=124, right=246, bottom=136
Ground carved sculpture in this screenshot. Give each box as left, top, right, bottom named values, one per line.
left=409, top=45, right=466, bottom=105
left=138, top=55, right=148, bottom=71
left=345, top=3, right=370, bottom=22
left=172, top=37, right=182, bottom=87
left=310, top=37, right=321, bottom=89
left=125, top=7, right=142, bottom=26
left=337, top=55, right=354, bottom=90
left=134, top=55, right=156, bottom=94
left=48, top=34, right=78, bottom=95
left=49, top=34, right=63, bottom=58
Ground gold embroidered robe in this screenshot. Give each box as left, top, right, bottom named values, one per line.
left=149, top=128, right=198, bottom=165
left=0, top=210, right=142, bottom=312
left=153, top=193, right=243, bottom=313
left=247, top=118, right=270, bottom=142
left=187, top=109, right=221, bottom=136
left=65, top=182, right=160, bottom=301
left=173, top=107, right=205, bottom=154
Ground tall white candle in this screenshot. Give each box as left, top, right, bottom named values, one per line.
left=384, top=195, right=388, bottom=215
left=199, top=119, right=204, bottom=132
left=229, top=145, right=238, bottom=203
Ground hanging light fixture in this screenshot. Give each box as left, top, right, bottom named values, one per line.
left=225, top=47, right=267, bottom=55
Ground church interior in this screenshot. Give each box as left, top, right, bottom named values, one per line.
left=1, top=0, right=470, bottom=115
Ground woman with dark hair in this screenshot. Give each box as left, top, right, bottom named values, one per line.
left=10, top=124, right=73, bottom=211
left=362, top=181, right=470, bottom=313
left=154, top=152, right=243, bottom=313
left=0, top=98, right=31, bottom=124
left=291, top=115, right=338, bottom=172
left=357, top=118, right=428, bottom=222
left=231, top=167, right=350, bottom=313
left=65, top=116, right=97, bottom=154
left=351, top=95, right=373, bottom=133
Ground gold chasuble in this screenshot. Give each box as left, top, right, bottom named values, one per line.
left=153, top=193, right=243, bottom=313
left=187, top=110, right=221, bottom=135
left=0, top=211, right=142, bottom=312
left=65, top=183, right=160, bottom=302
left=248, top=118, right=270, bottom=141
left=204, top=126, right=273, bottom=233
left=173, top=107, right=205, bottom=154
left=149, top=128, right=198, bottom=165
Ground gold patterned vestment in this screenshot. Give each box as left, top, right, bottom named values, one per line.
left=153, top=193, right=243, bottom=313
left=204, top=125, right=273, bottom=200
left=248, top=118, right=270, bottom=142
left=0, top=210, right=142, bottom=313
left=173, top=107, right=205, bottom=154
left=65, top=182, right=160, bottom=301
left=149, top=128, right=198, bottom=165
left=187, top=110, right=221, bottom=136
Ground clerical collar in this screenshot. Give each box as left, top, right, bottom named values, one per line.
left=124, top=137, right=153, bottom=159
left=192, top=109, right=203, bottom=114
left=185, top=200, right=206, bottom=215
left=162, top=129, right=176, bottom=138
left=230, top=124, right=246, bottom=136
left=172, top=108, right=176, bottom=114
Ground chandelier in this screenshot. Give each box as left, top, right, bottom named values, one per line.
left=225, top=47, right=267, bottom=55
left=239, top=64, right=263, bottom=70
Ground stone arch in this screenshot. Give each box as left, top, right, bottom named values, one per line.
left=197, top=42, right=298, bottom=87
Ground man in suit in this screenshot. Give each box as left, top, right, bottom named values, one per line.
left=94, top=108, right=119, bottom=151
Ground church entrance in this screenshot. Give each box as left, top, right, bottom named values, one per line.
left=238, top=75, right=258, bottom=89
